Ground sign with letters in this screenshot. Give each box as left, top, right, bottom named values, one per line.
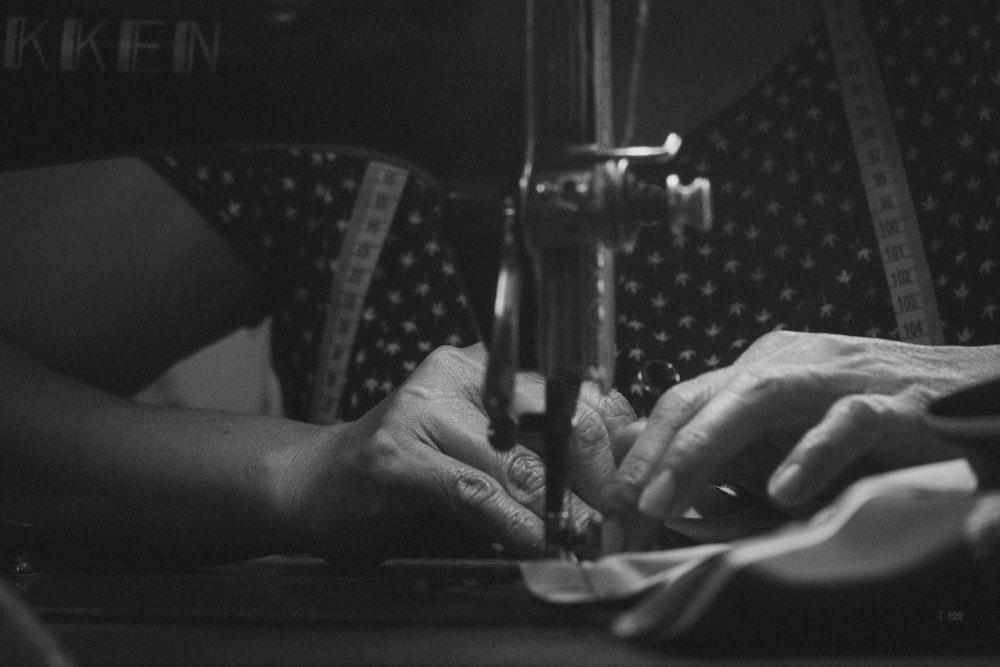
left=3, top=15, right=222, bottom=74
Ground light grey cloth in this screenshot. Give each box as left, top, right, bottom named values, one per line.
left=521, top=459, right=988, bottom=640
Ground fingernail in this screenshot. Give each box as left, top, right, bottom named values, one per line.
left=601, top=517, right=625, bottom=555
left=769, top=462, right=804, bottom=505
left=638, top=470, right=676, bottom=519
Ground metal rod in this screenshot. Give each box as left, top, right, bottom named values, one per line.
left=542, top=375, right=581, bottom=558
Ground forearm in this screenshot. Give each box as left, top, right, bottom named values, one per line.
left=0, top=338, right=322, bottom=567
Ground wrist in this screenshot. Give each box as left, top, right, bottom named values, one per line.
left=260, top=420, right=342, bottom=556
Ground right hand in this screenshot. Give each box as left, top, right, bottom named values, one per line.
left=602, top=331, right=1000, bottom=553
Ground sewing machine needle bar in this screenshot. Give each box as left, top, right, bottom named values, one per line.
left=543, top=375, right=581, bottom=558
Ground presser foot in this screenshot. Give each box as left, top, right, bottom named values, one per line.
left=543, top=511, right=602, bottom=562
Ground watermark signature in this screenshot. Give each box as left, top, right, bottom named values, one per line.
left=937, top=610, right=965, bottom=622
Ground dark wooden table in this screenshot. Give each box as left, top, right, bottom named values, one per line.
left=4, top=556, right=998, bottom=666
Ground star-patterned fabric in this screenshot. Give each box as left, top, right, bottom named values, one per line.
left=617, top=0, right=1000, bottom=415
left=143, top=0, right=1000, bottom=424
left=143, top=146, right=480, bottom=422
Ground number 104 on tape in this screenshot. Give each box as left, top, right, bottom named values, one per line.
left=824, top=0, right=943, bottom=345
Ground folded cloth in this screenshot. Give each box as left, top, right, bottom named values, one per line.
left=521, top=459, right=1000, bottom=654
left=520, top=543, right=729, bottom=604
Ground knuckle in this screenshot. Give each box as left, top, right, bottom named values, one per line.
left=655, top=382, right=701, bottom=418
left=419, top=344, right=462, bottom=378
left=447, top=466, right=541, bottom=550
left=572, top=404, right=607, bottom=452
left=360, top=428, right=406, bottom=483
left=730, top=365, right=781, bottom=398
left=898, top=384, right=936, bottom=409
left=604, top=387, right=638, bottom=419
left=504, top=450, right=546, bottom=504
left=424, top=344, right=460, bottom=366
left=405, top=343, right=484, bottom=404
left=758, top=330, right=795, bottom=347
left=832, top=337, right=869, bottom=358
left=745, top=330, right=797, bottom=357
left=452, top=467, right=501, bottom=513
left=798, top=395, right=891, bottom=469
left=718, top=366, right=789, bottom=423
left=832, top=394, right=885, bottom=429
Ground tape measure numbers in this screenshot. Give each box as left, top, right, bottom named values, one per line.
left=824, top=0, right=943, bottom=345
left=310, top=160, right=409, bottom=424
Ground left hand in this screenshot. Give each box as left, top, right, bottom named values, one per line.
left=282, top=343, right=635, bottom=566
left=603, top=331, right=1000, bottom=552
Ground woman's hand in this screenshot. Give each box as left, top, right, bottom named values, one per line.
left=281, top=343, right=635, bottom=566
left=603, top=331, right=1000, bottom=552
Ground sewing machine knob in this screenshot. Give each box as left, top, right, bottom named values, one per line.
left=626, top=171, right=713, bottom=234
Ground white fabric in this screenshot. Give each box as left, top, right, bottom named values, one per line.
left=521, top=459, right=979, bottom=607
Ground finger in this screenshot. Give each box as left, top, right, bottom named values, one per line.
left=494, top=442, right=599, bottom=523
left=604, top=368, right=731, bottom=515
left=563, top=386, right=632, bottom=511
left=388, top=349, right=580, bottom=523
left=766, top=394, right=882, bottom=508
left=635, top=363, right=875, bottom=520
left=421, top=399, right=598, bottom=530
left=577, top=382, right=638, bottom=436
left=491, top=373, right=628, bottom=516
left=410, top=444, right=545, bottom=556
left=712, top=436, right=791, bottom=502
left=767, top=390, right=954, bottom=509
left=600, top=372, right=729, bottom=553
left=440, top=350, right=624, bottom=523
left=391, top=346, right=593, bottom=549
left=601, top=511, right=661, bottom=555
left=610, top=419, right=646, bottom=464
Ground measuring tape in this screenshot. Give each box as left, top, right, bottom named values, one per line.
left=823, top=0, right=943, bottom=345
left=309, top=160, right=409, bottom=424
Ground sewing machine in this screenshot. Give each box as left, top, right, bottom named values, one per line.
left=481, top=0, right=710, bottom=557
left=6, top=4, right=1000, bottom=665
